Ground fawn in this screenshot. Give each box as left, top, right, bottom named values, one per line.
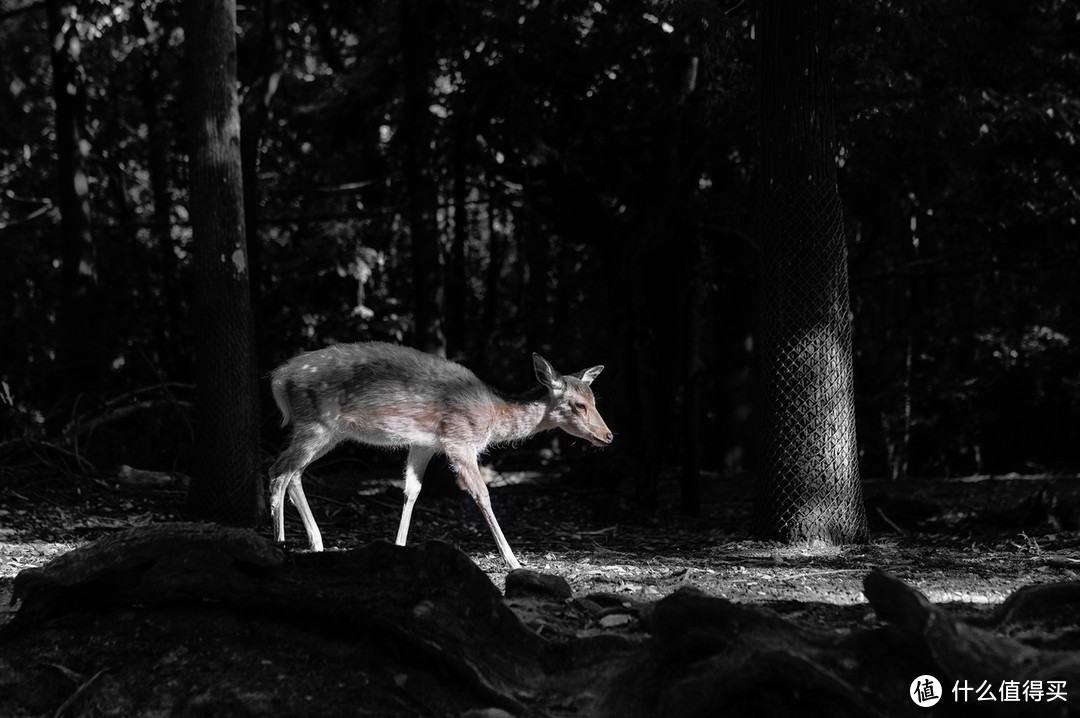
left=268, top=342, right=613, bottom=569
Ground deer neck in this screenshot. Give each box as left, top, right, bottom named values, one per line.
left=491, top=391, right=552, bottom=443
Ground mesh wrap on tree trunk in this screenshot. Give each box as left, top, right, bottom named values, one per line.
left=754, top=180, right=868, bottom=544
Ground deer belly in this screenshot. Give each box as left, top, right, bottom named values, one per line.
left=336, top=405, right=442, bottom=449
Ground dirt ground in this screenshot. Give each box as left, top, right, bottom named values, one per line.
left=1, top=457, right=1079, bottom=715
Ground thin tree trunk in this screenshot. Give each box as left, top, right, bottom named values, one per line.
left=715, top=251, right=756, bottom=479
left=899, top=330, right=912, bottom=481
left=550, top=243, right=578, bottom=357
left=303, top=0, right=343, bottom=73
left=679, top=232, right=704, bottom=515
left=240, top=0, right=285, bottom=374
left=400, top=0, right=445, bottom=356
left=445, top=138, right=469, bottom=359
left=621, top=38, right=700, bottom=510
left=481, top=203, right=503, bottom=369
left=140, top=53, right=178, bottom=372
left=622, top=221, right=672, bottom=511
left=183, top=0, right=263, bottom=527
left=523, top=194, right=550, bottom=356
left=753, top=0, right=868, bottom=544
left=47, top=0, right=98, bottom=405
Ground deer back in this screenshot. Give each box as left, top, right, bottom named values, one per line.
left=271, top=342, right=497, bottom=449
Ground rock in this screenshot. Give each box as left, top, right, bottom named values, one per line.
left=504, top=569, right=572, bottom=600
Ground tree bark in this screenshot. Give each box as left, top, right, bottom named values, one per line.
left=753, top=0, right=869, bottom=543
left=679, top=232, right=704, bottom=515
left=620, top=38, right=701, bottom=510
left=47, top=0, right=99, bottom=405
left=140, top=52, right=178, bottom=372
left=523, top=195, right=550, bottom=357
left=303, top=0, right=343, bottom=73
left=183, top=0, right=263, bottom=527
left=445, top=137, right=469, bottom=359
left=240, top=0, right=285, bottom=374
left=481, top=203, right=504, bottom=371
left=400, top=0, right=445, bottom=356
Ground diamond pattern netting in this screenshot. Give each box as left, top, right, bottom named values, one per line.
left=754, top=181, right=869, bottom=543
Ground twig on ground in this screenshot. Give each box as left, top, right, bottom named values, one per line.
left=876, top=507, right=908, bottom=536
left=52, top=668, right=106, bottom=718
left=784, top=569, right=866, bottom=582
left=577, top=525, right=619, bottom=536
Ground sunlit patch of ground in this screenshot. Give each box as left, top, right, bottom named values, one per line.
left=2, top=465, right=1078, bottom=632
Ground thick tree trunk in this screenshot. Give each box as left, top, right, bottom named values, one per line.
left=183, top=0, right=263, bottom=527
left=47, top=0, right=99, bottom=405
left=754, top=0, right=869, bottom=543
left=400, top=0, right=445, bottom=356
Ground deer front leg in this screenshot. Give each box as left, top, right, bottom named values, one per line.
left=447, top=448, right=522, bottom=570
left=395, top=446, right=435, bottom=546
left=286, top=478, right=323, bottom=552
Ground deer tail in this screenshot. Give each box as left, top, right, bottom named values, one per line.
left=271, top=374, right=292, bottom=428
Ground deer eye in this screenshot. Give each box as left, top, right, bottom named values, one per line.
left=573, top=401, right=586, bottom=411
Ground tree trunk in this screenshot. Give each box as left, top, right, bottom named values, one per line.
left=445, top=138, right=469, bottom=359
left=303, top=0, right=343, bottom=73
left=400, top=0, right=445, bottom=356
left=523, top=196, right=550, bottom=357
left=753, top=0, right=869, bottom=544
left=240, top=0, right=285, bottom=375
left=47, top=0, right=99, bottom=405
left=621, top=220, right=677, bottom=511
left=481, top=203, right=504, bottom=371
left=621, top=38, right=700, bottom=510
left=715, top=248, right=756, bottom=480
left=183, top=0, right=263, bottom=527
left=679, top=232, right=704, bottom=515
left=140, top=54, right=178, bottom=373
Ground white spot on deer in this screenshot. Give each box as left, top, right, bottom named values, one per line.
left=231, top=248, right=247, bottom=274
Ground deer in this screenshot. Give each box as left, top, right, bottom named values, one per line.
left=268, top=341, right=613, bottom=570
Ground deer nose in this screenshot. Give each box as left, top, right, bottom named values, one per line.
left=603, top=431, right=614, bottom=444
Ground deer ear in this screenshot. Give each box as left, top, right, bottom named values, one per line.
left=533, top=353, right=565, bottom=391
left=574, top=365, right=604, bottom=386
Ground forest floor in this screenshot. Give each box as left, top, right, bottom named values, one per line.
left=1, top=454, right=1080, bottom=715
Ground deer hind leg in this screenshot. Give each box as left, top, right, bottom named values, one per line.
left=269, top=425, right=335, bottom=551
left=446, top=447, right=522, bottom=570
left=395, top=446, right=435, bottom=546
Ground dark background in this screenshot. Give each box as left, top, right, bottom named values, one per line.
left=2, top=0, right=1078, bottom=500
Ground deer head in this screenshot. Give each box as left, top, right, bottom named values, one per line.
left=533, top=353, right=613, bottom=447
